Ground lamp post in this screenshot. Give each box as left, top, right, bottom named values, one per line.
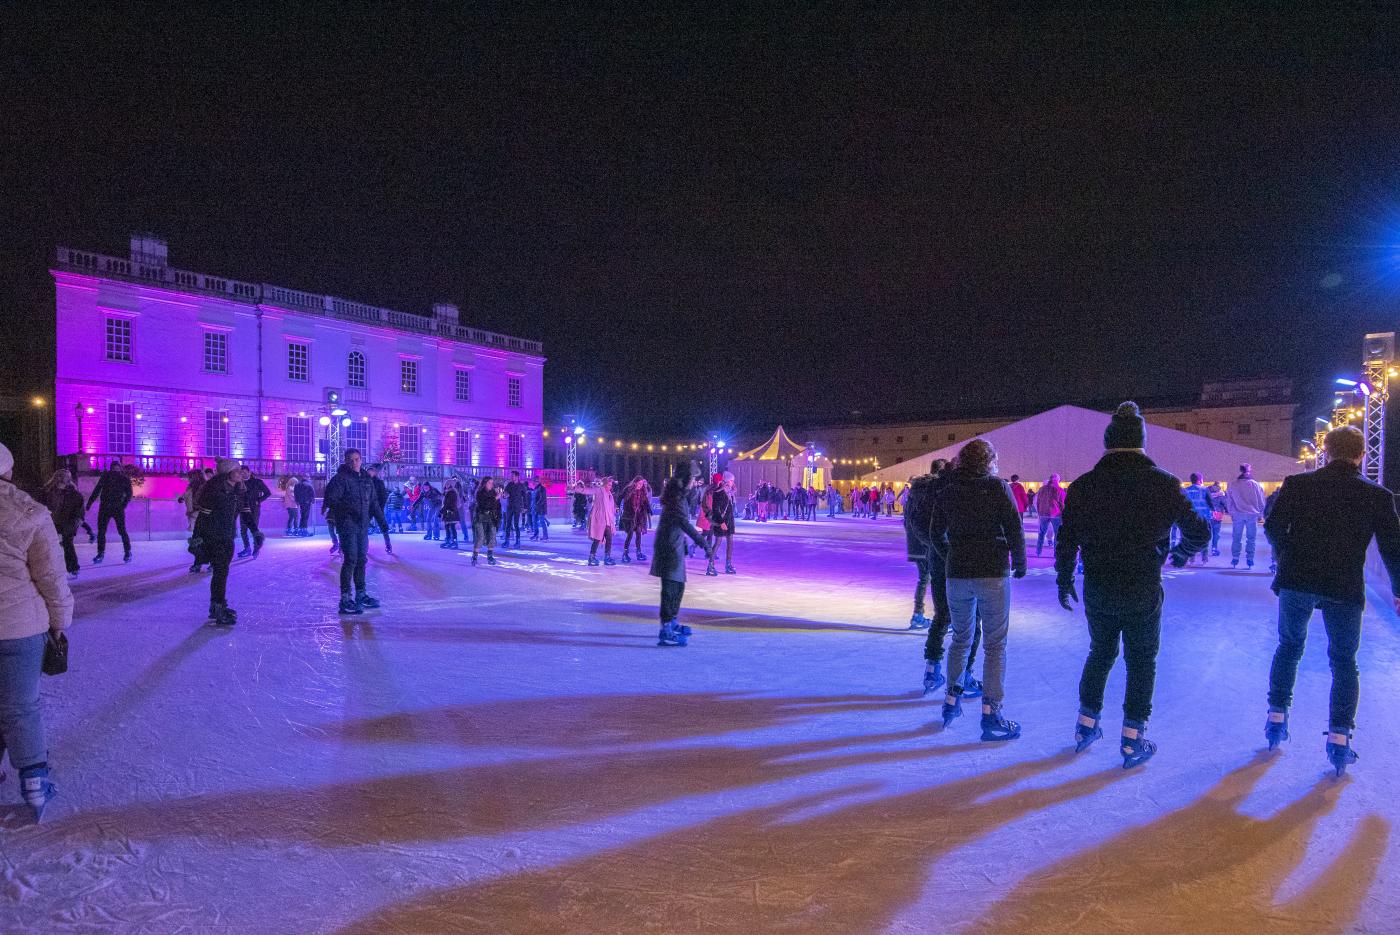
left=73, top=403, right=85, bottom=457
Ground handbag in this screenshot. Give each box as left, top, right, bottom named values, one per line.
left=42, top=631, right=68, bottom=676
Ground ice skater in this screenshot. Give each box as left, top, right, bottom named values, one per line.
left=583, top=475, right=618, bottom=566
left=918, top=459, right=984, bottom=699
left=529, top=477, right=550, bottom=541
left=1261, top=424, right=1400, bottom=776
left=929, top=440, right=1026, bottom=741
left=1226, top=463, right=1267, bottom=568
left=194, top=457, right=242, bottom=626
left=652, top=470, right=714, bottom=646
left=236, top=467, right=269, bottom=559
left=440, top=478, right=462, bottom=549
left=619, top=477, right=652, bottom=563
left=903, top=468, right=938, bottom=630
left=42, top=470, right=85, bottom=578
left=323, top=449, right=387, bottom=615
left=471, top=476, right=501, bottom=566
left=703, top=472, right=737, bottom=575
left=1055, top=402, right=1208, bottom=769
left=87, top=460, right=133, bottom=564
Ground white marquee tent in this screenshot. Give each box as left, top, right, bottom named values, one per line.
left=862, top=405, right=1305, bottom=486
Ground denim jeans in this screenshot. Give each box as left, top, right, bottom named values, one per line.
left=1078, top=583, right=1163, bottom=722
left=0, top=632, right=47, bottom=770
left=945, top=577, right=1010, bottom=706
left=1036, top=516, right=1062, bottom=555
left=1269, top=589, right=1363, bottom=730
left=1231, top=515, right=1259, bottom=562
left=338, top=523, right=369, bottom=594
left=1209, top=519, right=1221, bottom=552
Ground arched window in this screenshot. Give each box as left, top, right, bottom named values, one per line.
left=347, top=350, right=366, bottom=388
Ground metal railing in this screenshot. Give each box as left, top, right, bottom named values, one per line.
left=64, top=453, right=589, bottom=486
left=55, top=247, right=544, bottom=356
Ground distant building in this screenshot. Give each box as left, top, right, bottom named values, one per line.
left=52, top=236, right=544, bottom=482
left=793, top=378, right=1299, bottom=472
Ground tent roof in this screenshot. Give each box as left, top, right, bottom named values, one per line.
left=862, top=405, right=1305, bottom=485
left=737, top=425, right=807, bottom=461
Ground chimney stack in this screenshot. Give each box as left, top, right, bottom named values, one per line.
left=130, top=233, right=169, bottom=267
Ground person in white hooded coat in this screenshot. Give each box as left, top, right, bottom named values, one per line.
left=0, top=442, right=74, bottom=819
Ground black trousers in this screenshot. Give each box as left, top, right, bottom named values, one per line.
left=923, top=559, right=953, bottom=661
left=96, top=506, right=131, bottom=556
left=660, top=578, right=685, bottom=622
left=1079, top=583, right=1164, bottom=723
left=298, top=502, right=311, bottom=531
left=503, top=508, right=523, bottom=541
left=240, top=505, right=264, bottom=549
left=913, top=559, right=935, bottom=616
left=339, top=523, right=369, bottom=594
left=206, top=538, right=235, bottom=605
left=59, top=533, right=79, bottom=574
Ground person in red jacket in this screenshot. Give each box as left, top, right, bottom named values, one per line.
left=1008, top=475, right=1030, bottom=515
left=1034, top=474, right=1066, bottom=556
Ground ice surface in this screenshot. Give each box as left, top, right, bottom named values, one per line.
left=3, top=518, right=1396, bottom=933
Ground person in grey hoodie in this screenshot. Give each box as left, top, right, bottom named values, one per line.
left=1225, top=462, right=1268, bottom=569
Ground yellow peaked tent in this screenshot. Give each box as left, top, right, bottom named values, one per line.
left=730, top=426, right=832, bottom=496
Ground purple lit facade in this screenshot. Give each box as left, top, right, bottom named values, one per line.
left=53, top=237, right=544, bottom=478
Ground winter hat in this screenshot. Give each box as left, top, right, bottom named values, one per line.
left=1104, top=401, right=1146, bottom=450
left=0, top=442, right=12, bottom=477
left=215, top=457, right=240, bottom=476
left=711, top=472, right=724, bottom=486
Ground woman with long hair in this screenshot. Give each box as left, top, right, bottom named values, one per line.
left=471, top=477, right=502, bottom=566
left=619, top=476, right=652, bottom=563
left=651, top=470, right=713, bottom=646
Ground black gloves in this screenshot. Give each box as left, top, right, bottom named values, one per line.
left=1058, top=581, right=1079, bottom=611
left=1013, top=566, right=1027, bottom=579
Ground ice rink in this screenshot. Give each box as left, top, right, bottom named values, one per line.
left=3, top=514, right=1396, bottom=933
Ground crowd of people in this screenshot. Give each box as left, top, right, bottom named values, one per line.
left=5, top=407, right=1400, bottom=824
left=900, top=402, right=1398, bottom=777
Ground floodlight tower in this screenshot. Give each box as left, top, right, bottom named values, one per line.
left=708, top=434, right=725, bottom=478
left=1362, top=332, right=1395, bottom=485
left=562, top=415, right=583, bottom=488
left=1313, top=417, right=1331, bottom=469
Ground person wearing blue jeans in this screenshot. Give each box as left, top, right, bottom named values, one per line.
left=1226, top=464, right=1267, bottom=568
left=929, top=438, right=1028, bottom=740
left=1263, top=425, right=1400, bottom=776
left=0, top=440, right=75, bottom=820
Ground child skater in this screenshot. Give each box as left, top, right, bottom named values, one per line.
left=651, top=470, right=714, bottom=646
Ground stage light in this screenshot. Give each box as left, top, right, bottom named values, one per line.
left=574, top=425, right=585, bottom=436
left=1359, top=382, right=1373, bottom=397
left=331, top=408, right=348, bottom=417
left=1336, top=378, right=1358, bottom=387
left=563, top=436, right=573, bottom=446
left=341, top=417, right=352, bottom=427
left=319, top=416, right=332, bottom=426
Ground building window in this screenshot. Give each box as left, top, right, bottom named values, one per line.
left=106, top=402, right=134, bottom=454
left=399, top=425, right=422, bottom=463
left=400, top=359, right=419, bottom=395
left=895, top=435, right=903, bottom=444
left=508, top=433, right=524, bottom=469
left=203, top=331, right=228, bottom=374
left=921, top=434, right=929, bottom=443
left=455, top=431, right=472, bottom=466
left=947, top=433, right=956, bottom=442
left=1237, top=423, right=1252, bottom=436
left=872, top=436, right=880, bottom=445
left=345, top=420, right=369, bottom=455
left=347, top=350, right=366, bottom=388
left=286, top=416, right=312, bottom=462
left=105, top=317, right=132, bottom=362
left=287, top=342, right=309, bottom=382
left=507, top=376, right=522, bottom=408
left=455, top=369, right=472, bottom=402
left=205, top=410, right=230, bottom=457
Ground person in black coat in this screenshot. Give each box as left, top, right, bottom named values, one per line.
left=43, top=470, right=85, bottom=576
left=1055, top=402, right=1208, bottom=768
left=440, top=479, right=462, bottom=549
left=323, top=449, right=389, bottom=614
left=502, top=471, right=528, bottom=548
left=366, top=464, right=392, bottom=549
left=917, top=459, right=985, bottom=696
left=1261, top=424, right=1400, bottom=775
left=929, top=439, right=1027, bottom=740
left=651, top=471, right=713, bottom=646
left=471, top=477, right=503, bottom=566
left=86, top=461, right=133, bottom=564
left=529, top=478, right=550, bottom=541
left=293, top=476, right=315, bottom=535
left=194, top=458, right=243, bottom=625
left=237, top=467, right=271, bottom=558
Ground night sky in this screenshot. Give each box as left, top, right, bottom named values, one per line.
left=5, top=7, right=1400, bottom=437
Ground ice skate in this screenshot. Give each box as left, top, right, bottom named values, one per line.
left=676, top=622, right=693, bottom=636
left=621, top=550, right=631, bottom=563
left=705, top=561, right=718, bottom=576
left=635, top=550, right=646, bottom=561
left=1326, top=730, right=1358, bottom=777
left=908, top=613, right=929, bottom=630
left=471, top=554, right=478, bottom=566
left=1120, top=719, right=1156, bottom=769
left=338, top=594, right=362, bottom=615
left=657, top=621, right=687, bottom=646
left=19, top=764, right=56, bottom=822
left=587, top=556, right=600, bottom=567
left=980, top=704, right=1021, bottom=742
left=92, top=554, right=104, bottom=565
left=724, top=564, right=736, bottom=574
left=960, top=675, right=984, bottom=699
left=123, top=552, right=133, bottom=564
left=1230, top=558, right=1238, bottom=567
left=356, top=592, right=380, bottom=610
left=486, top=553, right=497, bottom=565
left=922, top=662, right=945, bottom=695
left=209, top=603, right=237, bottom=627
left=1265, top=708, right=1289, bottom=750
left=238, top=547, right=251, bottom=558
left=941, top=694, right=962, bottom=728
left=603, top=555, right=617, bottom=566
left=1074, top=707, right=1103, bottom=752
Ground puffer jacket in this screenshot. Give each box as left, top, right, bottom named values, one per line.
left=0, top=479, right=74, bottom=639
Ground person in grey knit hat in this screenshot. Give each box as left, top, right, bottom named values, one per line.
left=1055, top=402, right=1210, bottom=768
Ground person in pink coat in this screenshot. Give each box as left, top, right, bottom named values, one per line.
left=583, top=476, right=618, bottom=566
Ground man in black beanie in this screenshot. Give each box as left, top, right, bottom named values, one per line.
left=1055, top=401, right=1210, bottom=768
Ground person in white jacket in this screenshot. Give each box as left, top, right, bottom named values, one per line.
left=1225, top=462, right=1269, bottom=568
left=0, top=442, right=74, bottom=819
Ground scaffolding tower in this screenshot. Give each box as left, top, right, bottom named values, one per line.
left=1362, top=332, right=1395, bottom=485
